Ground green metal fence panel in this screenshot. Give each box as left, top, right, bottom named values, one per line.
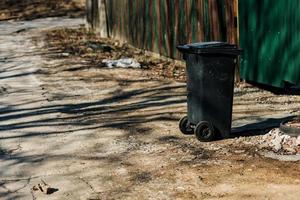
left=105, top=0, right=237, bottom=59
left=239, top=0, right=300, bottom=88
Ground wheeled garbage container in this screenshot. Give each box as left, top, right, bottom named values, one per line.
left=177, top=42, right=242, bottom=142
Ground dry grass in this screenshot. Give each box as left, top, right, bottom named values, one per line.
left=45, top=27, right=186, bottom=81
left=0, top=0, right=85, bottom=21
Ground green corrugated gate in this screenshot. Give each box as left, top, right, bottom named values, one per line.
left=239, top=0, right=300, bottom=88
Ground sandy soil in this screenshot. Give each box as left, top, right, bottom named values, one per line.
left=0, top=17, right=299, bottom=200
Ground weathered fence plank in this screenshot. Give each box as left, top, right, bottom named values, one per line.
left=86, top=0, right=108, bottom=37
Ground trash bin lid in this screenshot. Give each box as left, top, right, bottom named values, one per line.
left=177, top=41, right=242, bottom=55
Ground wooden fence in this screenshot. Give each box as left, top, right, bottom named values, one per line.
left=87, top=0, right=238, bottom=59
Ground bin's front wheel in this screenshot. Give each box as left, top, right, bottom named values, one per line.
left=195, top=121, right=215, bottom=142
left=179, top=116, right=194, bottom=135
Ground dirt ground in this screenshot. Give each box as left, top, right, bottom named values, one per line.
left=0, top=17, right=300, bottom=200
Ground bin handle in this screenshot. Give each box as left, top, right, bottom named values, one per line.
left=176, top=45, right=189, bottom=52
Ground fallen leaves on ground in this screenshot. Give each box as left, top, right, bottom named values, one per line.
left=0, top=0, right=85, bottom=21
left=44, top=27, right=187, bottom=82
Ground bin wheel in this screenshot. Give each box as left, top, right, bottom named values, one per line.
left=179, top=116, right=193, bottom=135
left=195, top=121, right=215, bottom=142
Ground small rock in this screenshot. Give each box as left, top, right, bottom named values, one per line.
left=177, top=186, right=185, bottom=191
left=271, top=136, right=283, bottom=152
left=32, top=185, right=39, bottom=191
left=0, top=86, right=7, bottom=94
left=282, top=147, right=297, bottom=155
left=262, top=133, right=271, bottom=141
left=86, top=47, right=93, bottom=52
left=234, top=150, right=246, bottom=154
left=31, top=180, right=58, bottom=195
left=281, top=135, right=291, bottom=143
left=61, top=52, right=70, bottom=57
left=296, top=136, right=300, bottom=146
left=198, top=176, right=204, bottom=181
left=296, top=146, right=300, bottom=154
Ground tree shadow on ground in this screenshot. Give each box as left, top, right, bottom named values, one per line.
left=231, top=116, right=296, bottom=138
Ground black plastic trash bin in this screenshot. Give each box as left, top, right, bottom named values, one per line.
left=177, top=42, right=242, bottom=142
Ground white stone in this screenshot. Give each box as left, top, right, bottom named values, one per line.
left=296, top=136, right=300, bottom=146
left=271, top=136, right=283, bottom=152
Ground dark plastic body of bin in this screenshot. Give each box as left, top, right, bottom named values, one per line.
left=177, top=42, right=242, bottom=141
